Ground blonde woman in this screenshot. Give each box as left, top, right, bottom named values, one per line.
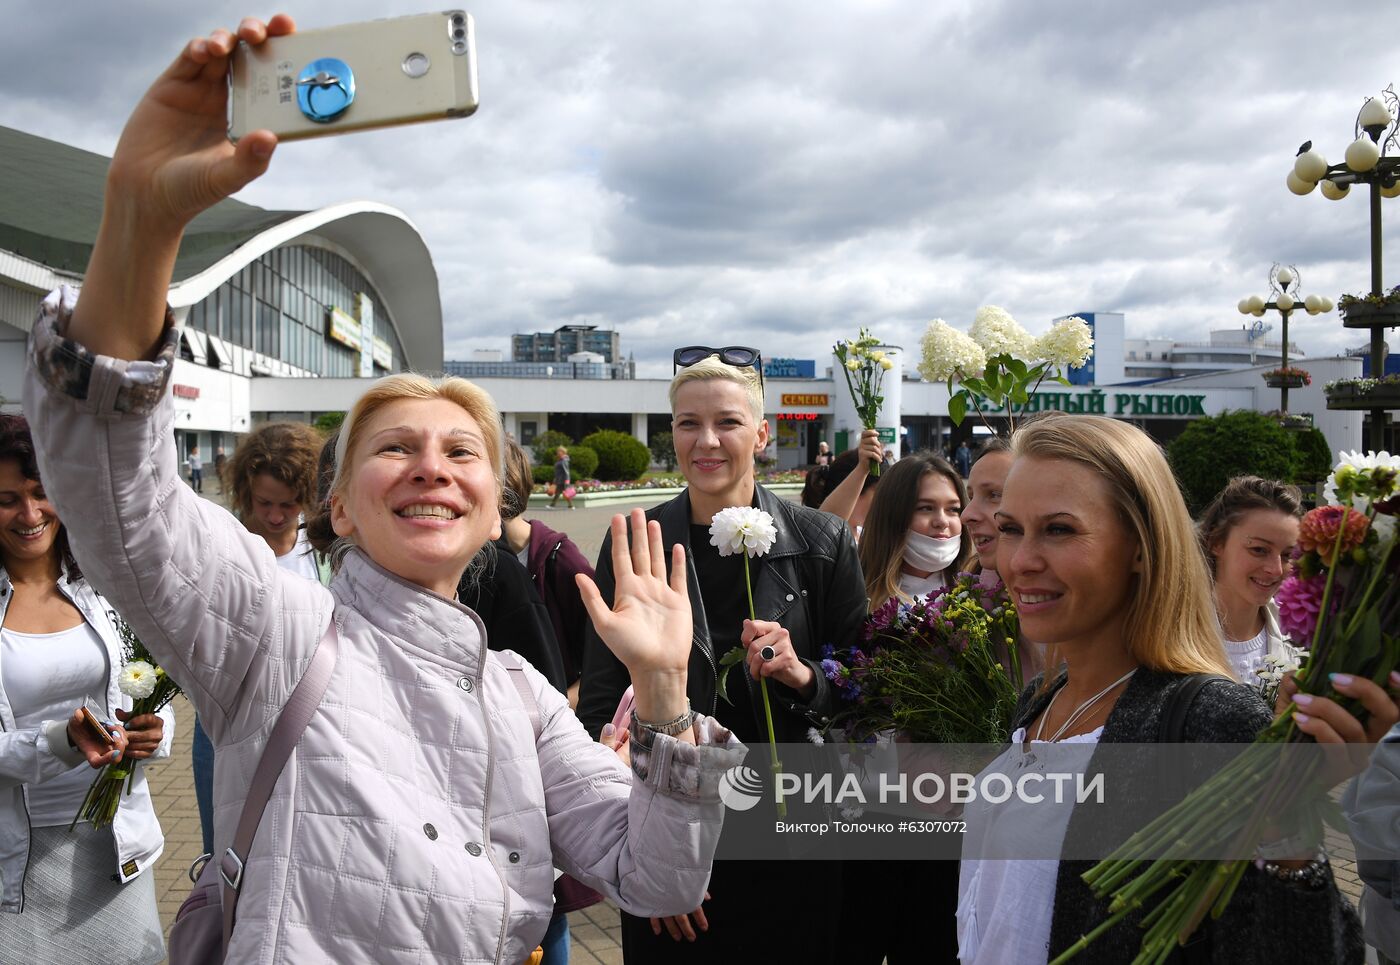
left=955, top=414, right=1383, bottom=964
left=24, top=17, right=744, bottom=962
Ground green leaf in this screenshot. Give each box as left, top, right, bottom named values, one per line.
left=1054, top=375, right=1072, bottom=387
left=1010, top=384, right=1029, bottom=406
left=1005, top=357, right=1028, bottom=380
left=949, top=391, right=968, bottom=426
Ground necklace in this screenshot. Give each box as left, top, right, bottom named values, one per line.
left=1034, top=668, right=1137, bottom=744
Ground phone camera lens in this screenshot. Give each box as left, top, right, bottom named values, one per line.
left=452, top=40, right=467, bottom=55
left=453, top=26, right=466, bottom=39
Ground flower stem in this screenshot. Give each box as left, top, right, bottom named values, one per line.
left=745, top=553, right=785, bottom=817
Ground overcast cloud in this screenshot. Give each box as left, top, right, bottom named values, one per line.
left=2, top=1, right=1394, bottom=374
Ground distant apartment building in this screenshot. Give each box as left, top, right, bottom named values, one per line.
left=445, top=348, right=635, bottom=380
left=512, top=324, right=620, bottom=363
left=1123, top=327, right=1302, bottom=381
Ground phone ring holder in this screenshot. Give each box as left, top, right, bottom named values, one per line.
left=296, top=57, right=356, bottom=123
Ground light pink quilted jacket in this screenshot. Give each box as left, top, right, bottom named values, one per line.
left=24, top=288, right=746, bottom=964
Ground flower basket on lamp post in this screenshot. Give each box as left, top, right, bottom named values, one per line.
left=1324, top=376, right=1400, bottom=410
left=1338, top=290, right=1400, bottom=329
left=1263, top=369, right=1309, bottom=389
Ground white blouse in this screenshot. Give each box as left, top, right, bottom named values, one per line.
left=956, top=725, right=1103, bottom=965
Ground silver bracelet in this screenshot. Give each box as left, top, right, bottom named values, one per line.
left=631, top=701, right=696, bottom=739
left=1258, top=850, right=1329, bottom=890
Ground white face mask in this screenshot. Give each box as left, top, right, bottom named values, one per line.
left=903, top=529, right=961, bottom=574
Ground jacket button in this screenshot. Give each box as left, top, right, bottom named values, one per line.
left=508, top=851, right=520, bottom=863
left=465, top=842, right=482, bottom=856
left=456, top=676, right=474, bottom=693
left=423, top=823, right=438, bottom=840
left=786, top=593, right=794, bottom=602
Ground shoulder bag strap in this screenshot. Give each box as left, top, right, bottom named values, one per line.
left=498, top=651, right=543, bottom=742
left=220, top=618, right=341, bottom=955
left=1158, top=673, right=1226, bottom=744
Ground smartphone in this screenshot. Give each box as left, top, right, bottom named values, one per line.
left=609, top=685, right=636, bottom=736
left=78, top=698, right=116, bottom=748
left=228, top=11, right=479, bottom=143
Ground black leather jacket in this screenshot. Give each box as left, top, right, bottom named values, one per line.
left=577, top=485, right=867, bottom=742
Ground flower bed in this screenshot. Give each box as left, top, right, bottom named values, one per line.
left=530, top=469, right=807, bottom=495
left=1324, top=375, right=1400, bottom=410
left=1263, top=410, right=1314, bottom=430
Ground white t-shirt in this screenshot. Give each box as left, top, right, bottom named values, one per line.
left=956, top=725, right=1103, bottom=965
left=897, top=570, right=947, bottom=602
left=1, top=621, right=109, bottom=825
left=275, top=528, right=321, bottom=584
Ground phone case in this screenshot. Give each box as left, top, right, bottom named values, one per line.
left=228, top=11, right=478, bottom=142
left=80, top=699, right=116, bottom=747
left=609, top=685, right=636, bottom=736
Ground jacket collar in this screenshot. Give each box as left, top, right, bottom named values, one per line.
left=331, top=548, right=488, bottom=674
left=656, top=484, right=811, bottom=559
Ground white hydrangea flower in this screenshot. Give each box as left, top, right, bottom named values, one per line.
left=1034, top=316, right=1095, bottom=368
left=918, top=319, right=987, bottom=382
left=709, top=506, right=778, bottom=558
left=969, top=305, right=1035, bottom=358
left=118, top=660, right=158, bottom=700
left=807, top=727, right=826, bottom=745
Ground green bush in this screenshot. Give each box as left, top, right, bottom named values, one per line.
left=581, top=430, right=650, bottom=481
left=1291, top=428, right=1333, bottom=486
left=532, top=446, right=598, bottom=483
left=568, top=445, right=599, bottom=480
left=313, top=411, right=345, bottom=434
left=1168, top=410, right=1297, bottom=514
left=531, top=430, right=574, bottom=467
left=649, top=431, right=677, bottom=472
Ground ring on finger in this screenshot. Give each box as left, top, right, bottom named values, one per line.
left=760, top=645, right=776, bottom=661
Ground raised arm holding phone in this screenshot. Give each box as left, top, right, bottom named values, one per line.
left=24, top=16, right=744, bottom=963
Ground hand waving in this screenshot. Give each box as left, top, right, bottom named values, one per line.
left=578, top=510, right=693, bottom=731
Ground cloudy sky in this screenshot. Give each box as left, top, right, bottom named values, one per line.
left=2, top=1, right=1395, bottom=374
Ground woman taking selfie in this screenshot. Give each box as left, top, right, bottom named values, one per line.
left=955, top=414, right=1380, bottom=964
left=0, top=415, right=171, bottom=964
left=1197, top=476, right=1303, bottom=682
left=577, top=350, right=867, bottom=963
left=858, top=451, right=971, bottom=609
left=24, top=17, right=743, bottom=963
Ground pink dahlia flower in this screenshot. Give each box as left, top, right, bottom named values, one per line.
left=1274, top=573, right=1327, bottom=647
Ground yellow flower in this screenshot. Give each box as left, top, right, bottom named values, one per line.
left=879, top=357, right=894, bottom=371
left=845, top=358, right=861, bottom=371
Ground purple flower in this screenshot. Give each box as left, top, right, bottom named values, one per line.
left=1275, top=573, right=1327, bottom=646
left=821, top=658, right=843, bottom=681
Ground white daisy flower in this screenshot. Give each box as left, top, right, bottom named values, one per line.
left=709, top=506, right=778, bottom=558
left=118, top=660, right=158, bottom=700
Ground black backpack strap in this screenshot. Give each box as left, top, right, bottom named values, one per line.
left=1157, top=673, right=1227, bottom=744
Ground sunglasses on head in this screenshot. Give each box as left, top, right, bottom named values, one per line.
left=672, top=345, right=765, bottom=390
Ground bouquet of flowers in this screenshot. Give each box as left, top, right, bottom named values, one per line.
left=72, top=619, right=181, bottom=830
left=918, top=307, right=1093, bottom=433
left=833, top=329, right=894, bottom=475
left=821, top=573, right=1022, bottom=744
left=1054, top=451, right=1400, bottom=964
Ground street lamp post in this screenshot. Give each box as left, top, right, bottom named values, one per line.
left=1237, top=265, right=1332, bottom=415
left=1289, top=86, right=1400, bottom=450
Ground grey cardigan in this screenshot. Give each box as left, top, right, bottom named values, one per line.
left=1013, top=667, right=1364, bottom=964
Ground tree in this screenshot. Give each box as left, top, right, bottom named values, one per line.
left=581, top=430, right=650, bottom=481
left=649, top=431, right=676, bottom=472
left=1290, top=428, right=1333, bottom=488
left=1168, top=410, right=1297, bottom=515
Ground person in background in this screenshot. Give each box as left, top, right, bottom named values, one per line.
left=24, top=17, right=745, bottom=960
left=578, top=351, right=866, bottom=963
left=816, top=429, right=884, bottom=537
left=954, top=439, right=972, bottom=479
left=499, top=440, right=595, bottom=707
left=815, top=440, right=832, bottom=467
left=858, top=451, right=971, bottom=609
left=1344, top=720, right=1400, bottom=964
left=956, top=413, right=1376, bottom=964
left=959, top=438, right=1012, bottom=582
left=1197, top=476, right=1304, bottom=684
left=186, top=443, right=202, bottom=493
left=549, top=445, right=574, bottom=509
left=0, top=414, right=173, bottom=964
left=212, top=445, right=226, bottom=494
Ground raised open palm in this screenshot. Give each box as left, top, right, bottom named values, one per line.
left=577, top=509, right=692, bottom=679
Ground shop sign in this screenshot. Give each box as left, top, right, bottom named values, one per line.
left=373, top=335, right=393, bottom=370
left=764, top=358, right=816, bottom=378
left=173, top=384, right=200, bottom=400
left=326, top=307, right=362, bottom=351
left=777, top=412, right=820, bottom=421
left=781, top=393, right=828, bottom=406
left=972, top=389, right=1208, bottom=418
